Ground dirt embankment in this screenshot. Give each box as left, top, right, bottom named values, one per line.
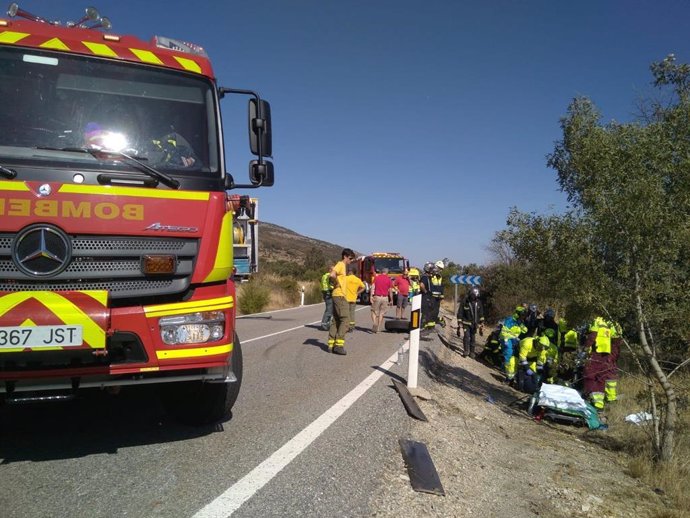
left=369, top=313, right=671, bottom=518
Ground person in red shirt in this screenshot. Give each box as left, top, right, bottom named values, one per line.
left=392, top=269, right=411, bottom=320
left=370, top=268, right=393, bottom=333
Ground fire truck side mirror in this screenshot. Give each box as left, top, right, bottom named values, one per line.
left=249, top=160, right=274, bottom=187
left=249, top=99, right=272, bottom=157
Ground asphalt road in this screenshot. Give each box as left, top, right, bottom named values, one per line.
left=0, top=303, right=414, bottom=518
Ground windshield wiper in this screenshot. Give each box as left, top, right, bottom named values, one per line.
left=0, top=164, right=17, bottom=179
left=35, top=146, right=180, bottom=189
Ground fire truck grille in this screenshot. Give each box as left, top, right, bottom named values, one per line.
left=0, top=234, right=198, bottom=299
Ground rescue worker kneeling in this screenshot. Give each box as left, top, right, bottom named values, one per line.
left=516, top=336, right=552, bottom=393
left=479, top=324, right=503, bottom=367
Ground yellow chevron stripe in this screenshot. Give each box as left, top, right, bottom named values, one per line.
left=203, top=211, right=234, bottom=282
left=0, top=292, right=106, bottom=349
left=0, top=31, right=29, bottom=43
left=173, top=56, right=201, bottom=73
left=57, top=183, right=209, bottom=200
left=40, top=37, right=69, bottom=51
left=144, top=295, right=234, bottom=318
left=80, top=290, right=109, bottom=305
left=82, top=41, right=118, bottom=57
left=0, top=180, right=30, bottom=192
left=156, top=343, right=232, bottom=360
left=130, top=48, right=163, bottom=65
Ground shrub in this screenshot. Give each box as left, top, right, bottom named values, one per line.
left=304, top=282, right=323, bottom=305
left=237, top=281, right=270, bottom=314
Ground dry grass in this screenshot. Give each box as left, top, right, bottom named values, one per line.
left=237, top=273, right=321, bottom=314
left=603, top=372, right=690, bottom=517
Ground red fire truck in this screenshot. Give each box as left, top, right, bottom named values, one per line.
left=0, top=5, right=274, bottom=423
left=356, top=252, right=409, bottom=303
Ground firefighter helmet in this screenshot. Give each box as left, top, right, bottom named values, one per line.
left=423, top=262, right=434, bottom=273
left=434, top=260, right=444, bottom=270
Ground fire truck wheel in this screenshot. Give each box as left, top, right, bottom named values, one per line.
left=163, top=334, right=243, bottom=425
left=384, top=319, right=410, bottom=332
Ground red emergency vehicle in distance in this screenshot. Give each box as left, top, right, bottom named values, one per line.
left=0, top=4, right=273, bottom=424
left=355, top=252, right=409, bottom=303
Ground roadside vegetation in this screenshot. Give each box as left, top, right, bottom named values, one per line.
left=435, top=56, right=690, bottom=514
left=603, top=372, right=690, bottom=516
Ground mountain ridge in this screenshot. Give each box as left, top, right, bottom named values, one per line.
left=259, top=221, right=353, bottom=266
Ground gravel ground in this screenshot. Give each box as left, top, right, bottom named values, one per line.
left=368, top=312, right=668, bottom=518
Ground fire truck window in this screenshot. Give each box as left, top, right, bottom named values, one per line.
left=0, top=46, right=219, bottom=175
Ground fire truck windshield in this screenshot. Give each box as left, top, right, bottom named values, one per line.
left=0, top=46, right=219, bottom=176
left=374, top=258, right=405, bottom=274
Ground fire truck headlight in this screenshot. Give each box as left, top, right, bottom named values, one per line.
left=159, top=311, right=225, bottom=345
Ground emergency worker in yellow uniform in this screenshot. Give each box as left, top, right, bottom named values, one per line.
left=420, top=261, right=445, bottom=328
left=582, top=317, right=622, bottom=409
left=320, top=263, right=335, bottom=330
left=556, top=327, right=580, bottom=386
left=328, top=248, right=355, bottom=355
left=537, top=335, right=558, bottom=384
left=408, top=267, right=421, bottom=299
left=344, top=265, right=365, bottom=332
left=517, top=335, right=543, bottom=393
left=500, top=306, right=528, bottom=383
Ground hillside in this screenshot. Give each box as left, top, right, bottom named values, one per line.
left=259, top=221, right=353, bottom=266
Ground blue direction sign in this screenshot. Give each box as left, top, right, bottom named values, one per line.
left=450, top=275, right=482, bottom=286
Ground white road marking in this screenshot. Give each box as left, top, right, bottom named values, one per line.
left=241, top=306, right=369, bottom=344
left=237, top=303, right=322, bottom=318
left=242, top=323, right=320, bottom=344
left=192, top=345, right=404, bottom=518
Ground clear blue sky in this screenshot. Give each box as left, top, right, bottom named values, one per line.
left=40, top=1, right=690, bottom=267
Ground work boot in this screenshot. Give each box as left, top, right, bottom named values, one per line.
left=469, top=347, right=476, bottom=360
left=333, top=346, right=347, bottom=355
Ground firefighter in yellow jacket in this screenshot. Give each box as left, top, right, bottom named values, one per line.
left=582, top=317, right=622, bottom=409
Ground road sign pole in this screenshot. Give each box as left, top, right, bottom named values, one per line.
left=407, top=294, right=422, bottom=389
left=453, top=284, right=458, bottom=321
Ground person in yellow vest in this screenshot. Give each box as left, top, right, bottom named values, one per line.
left=319, top=262, right=335, bottom=330
left=420, top=261, right=445, bottom=328
left=537, top=335, right=559, bottom=384
left=556, top=326, right=581, bottom=387
left=344, top=265, right=365, bottom=332
left=582, top=317, right=622, bottom=409
left=517, top=336, right=553, bottom=394
left=408, top=267, right=421, bottom=299
left=328, top=248, right=355, bottom=355
left=500, top=306, right=528, bottom=384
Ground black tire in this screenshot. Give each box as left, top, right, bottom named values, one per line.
left=384, top=319, right=410, bottom=332
left=163, top=334, right=243, bottom=425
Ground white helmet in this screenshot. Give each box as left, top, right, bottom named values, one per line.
left=434, top=260, right=444, bottom=270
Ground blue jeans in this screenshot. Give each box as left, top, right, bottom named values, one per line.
left=321, top=292, right=333, bottom=329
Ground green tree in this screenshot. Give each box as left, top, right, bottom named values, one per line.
left=490, top=55, right=690, bottom=462
left=540, top=55, right=690, bottom=462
